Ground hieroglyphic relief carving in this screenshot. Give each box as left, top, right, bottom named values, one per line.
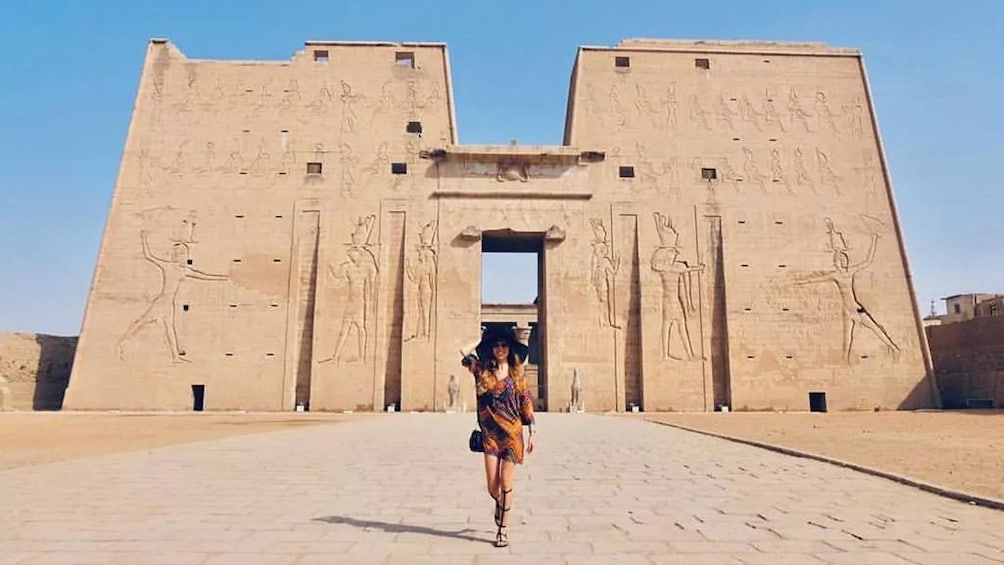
left=369, top=81, right=397, bottom=126
left=770, top=147, right=794, bottom=194
left=717, top=158, right=741, bottom=192
left=137, top=149, right=157, bottom=189
left=404, top=80, right=439, bottom=118
left=164, top=141, right=189, bottom=176
left=406, top=221, right=438, bottom=342
left=339, top=80, right=362, bottom=134
left=814, top=91, right=841, bottom=134
left=280, top=79, right=302, bottom=111
left=793, top=146, right=816, bottom=193
left=308, top=81, right=334, bottom=114
left=650, top=212, right=703, bottom=360
left=278, top=137, right=296, bottom=176
left=338, top=142, right=357, bottom=196
left=793, top=217, right=900, bottom=362
left=742, top=146, right=769, bottom=193
left=194, top=142, right=216, bottom=175
left=254, top=79, right=273, bottom=112
left=855, top=150, right=881, bottom=199
left=763, top=90, right=787, bottom=132
left=688, top=94, right=712, bottom=130
left=843, top=95, right=867, bottom=138
left=816, top=148, right=841, bottom=192
left=787, top=87, right=813, bottom=132
left=661, top=83, right=679, bottom=129
left=118, top=209, right=226, bottom=363
left=322, top=215, right=379, bottom=364
left=362, top=142, right=392, bottom=188
left=589, top=218, right=621, bottom=329
left=246, top=144, right=270, bottom=176
left=608, top=83, right=627, bottom=128
left=715, top=94, right=738, bottom=130
left=633, top=84, right=659, bottom=128
left=738, top=94, right=765, bottom=130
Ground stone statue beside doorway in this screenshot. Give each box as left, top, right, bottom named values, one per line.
left=569, top=369, right=584, bottom=412
left=446, top=373, right=460, bottom=411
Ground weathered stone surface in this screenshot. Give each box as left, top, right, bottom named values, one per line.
left=65, top=38, right=936, bottom=412
left=0, top=332, right=76, bottom=410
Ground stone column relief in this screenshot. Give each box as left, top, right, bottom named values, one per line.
left=589, top=218, right=621, bottom=329
left=321, top=215, right=379, bottom=364
left=118, top=208, right=227, bottom=363
left=650, top=212, right=704, bottom=361
left=793, top=217, right=901, bottom=362
left=405, top=220, right=438, bottom=342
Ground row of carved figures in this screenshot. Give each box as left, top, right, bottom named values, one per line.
left=591, top=83, right=869, bottom=137
left=149, top=75, right=443, bottom=134
left=137, top=140, right=420, bottom=197
left=631, top=144, right=883, bottom=199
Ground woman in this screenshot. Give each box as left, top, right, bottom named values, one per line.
left=460, top=326, right=536, bottom=548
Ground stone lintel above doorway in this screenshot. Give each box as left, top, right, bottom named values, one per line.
left=421, top=144, right=604, bottom=165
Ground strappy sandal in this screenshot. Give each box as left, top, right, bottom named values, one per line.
left=494, top=488, right=512, bottom=548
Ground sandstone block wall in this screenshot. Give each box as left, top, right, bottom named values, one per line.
left=65, top=38, right=938, bottom=412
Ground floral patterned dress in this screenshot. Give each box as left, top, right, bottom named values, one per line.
left=467, top=358, right=535, bottom=463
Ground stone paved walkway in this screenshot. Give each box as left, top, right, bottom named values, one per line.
left=2, top=413, right=1003, bottom=564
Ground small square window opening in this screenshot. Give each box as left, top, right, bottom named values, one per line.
left=314, top=50, right=329, bottom=63
left=306, top=162, right=323, bottom=175
left=618, top=166, right=635, bottom=178
left=615, top=56, right=630, bottom=68
left=395, top=51, right=415, bottom=68
left=406, top=121, right=423, bottom=134
left=701, top=167, right=718, bottom=180
left=391, top=162, right=408, bottom=175
left=695, top=58, right=710, bottom=69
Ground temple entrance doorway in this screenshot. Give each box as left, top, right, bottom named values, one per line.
left=480, top=231, right=548, bottom=411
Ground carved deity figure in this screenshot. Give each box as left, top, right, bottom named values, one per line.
left=118, top=231, right=227, bottom=362
left=406, top=221, right=437, bottom=342
left=651, top=212, right=704, bottom=360
left=589, top=219, right=621, bottom=329
left=323, top=216, right=379, bottom=364
left=794, top=219, right=900, bottom=362
left=787, top=87, right=813, bottom=132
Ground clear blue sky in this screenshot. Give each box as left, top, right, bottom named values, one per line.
left=1, top=0, right=1001, bottom=335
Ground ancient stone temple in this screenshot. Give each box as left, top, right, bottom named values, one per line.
left=64, top=38, right=940, bottom=412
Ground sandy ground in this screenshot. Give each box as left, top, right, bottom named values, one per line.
left=0, top=412, right=351, bottom=470
left=644, top=411, right=1004, bottom=501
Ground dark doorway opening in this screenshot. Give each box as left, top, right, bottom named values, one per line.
left=809, top=391, right=827, bottom=413
left=481, top=231, right=547, bottom=410
left=192, top=384, right=205, bottom=411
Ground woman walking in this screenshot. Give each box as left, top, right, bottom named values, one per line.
left=460, top=326, right=536, bottom=547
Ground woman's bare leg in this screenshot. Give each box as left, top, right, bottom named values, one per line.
left=498, top=459, right=516, bottom=526
left=483, top=454, right=500, bottom=500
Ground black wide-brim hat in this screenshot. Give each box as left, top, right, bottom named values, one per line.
left=475, top=326, right=529, bottom=363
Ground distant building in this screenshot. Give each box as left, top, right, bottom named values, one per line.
left=925, top=293, right=1004, bottom=326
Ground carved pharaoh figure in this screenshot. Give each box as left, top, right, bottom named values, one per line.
left=794, top=219, right=901, bottom=362
left=118, top=231, right=227, bottom=363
